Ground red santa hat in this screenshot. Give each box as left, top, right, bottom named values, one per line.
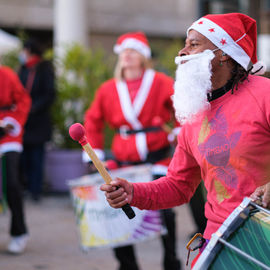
left=113, top=31, right=151, bottom=59
left=188, top=13, right=266, bottom=75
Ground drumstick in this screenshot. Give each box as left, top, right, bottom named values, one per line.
left=69, top=123, right=135, bottom=219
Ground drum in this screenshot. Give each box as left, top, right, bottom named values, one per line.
left=193, top=197, right=270, bottom=270
left=68, top=164, right=166, bottom=251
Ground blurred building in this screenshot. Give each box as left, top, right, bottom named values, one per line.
left=0, top=0, right=269, bottom=69
left=0, top=0, right=197, bottom=57
left=199, top=0, right=270, bottom=71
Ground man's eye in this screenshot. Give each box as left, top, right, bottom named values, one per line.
left=191, top=43, right=198, bottom=47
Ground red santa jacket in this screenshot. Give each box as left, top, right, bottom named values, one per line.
left=84, top=69, right=177, bottom=168
left=0, top=66, right=31, bottom=153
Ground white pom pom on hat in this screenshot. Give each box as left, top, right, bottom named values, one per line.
left=251, top=61, right=267, bottom=75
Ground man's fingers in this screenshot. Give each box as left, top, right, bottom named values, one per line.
left=262, top=184, right=270, bottom=208
left=100, top=184, right=117, bottom=192
left=251, top=182, right=270, bottom=209
left=105, top=187, right=125, bottom=200
left=106, top=194, right=128, bottom=208
left=100, top=177, right=133, bottom=209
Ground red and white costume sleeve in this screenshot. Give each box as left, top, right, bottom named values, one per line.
left=131, top=75, right=270, bottom=240
left=84, top=69, right=176, bottom=168
left=0, top=66, right=31, bottom=153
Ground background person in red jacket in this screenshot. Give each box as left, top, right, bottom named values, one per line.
left=0, top=65, right=31, bottom=254
left=84, top=32, right=181, bottom=270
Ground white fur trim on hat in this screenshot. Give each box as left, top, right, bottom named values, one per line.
left=113, top=38, right=151, bottom=58
left=188, top=17, right=251, bottom=70
left=251, top=61, right=267, bottom=75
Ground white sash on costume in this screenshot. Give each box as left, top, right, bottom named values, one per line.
left=116, top=69, right=155, bottom=161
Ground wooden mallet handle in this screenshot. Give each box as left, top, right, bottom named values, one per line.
left=69, top=123, right=135, bottom=219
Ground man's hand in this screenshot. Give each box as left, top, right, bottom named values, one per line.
left=250, top=182, right=270, bottom=209
left=0, top=122, right=14, bottom=137
left=4, top=123, right=14, bottom=134
left=100, top=177, right=134, bottom=208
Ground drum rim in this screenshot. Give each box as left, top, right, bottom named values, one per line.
left=193, top=197, right=270, bottom=270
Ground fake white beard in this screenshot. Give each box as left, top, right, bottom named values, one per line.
left=172, top=50, right=215, bottom=125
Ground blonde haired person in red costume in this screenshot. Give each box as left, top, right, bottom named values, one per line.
left=100, top=13, right=270, bottom=268
left=0, top=65, right=31, bottom=254
left=84, top=32, right=182, bottom=270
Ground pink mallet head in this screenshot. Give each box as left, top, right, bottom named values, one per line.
left=69, top=123, right=87, bottom=145
left=152, top=116, right=163, bottom=126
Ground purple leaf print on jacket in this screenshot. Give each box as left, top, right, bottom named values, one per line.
left=198, top=106, right=241, bottom=189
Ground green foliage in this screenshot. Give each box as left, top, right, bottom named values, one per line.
left=1, top=49, right=20, bottom=70
left=52, top=44, right=114, bottom=149
left=153, top=39, right=184, bottom=78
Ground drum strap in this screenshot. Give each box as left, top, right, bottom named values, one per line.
left=186, top=233, right=207, bottom=266
left=199, top=239, right=209, bottom=253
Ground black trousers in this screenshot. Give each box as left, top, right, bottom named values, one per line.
left=2, top=151, right=27, bottom=236
left=21, top=143, right=45, bottom=199
left=188, top=182, right=207, bottom=234
left=113, top=174, right=181, bottom=270
left=113, top=208, right=181, bottom=270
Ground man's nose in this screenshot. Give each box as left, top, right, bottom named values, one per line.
left=178, top=48, right=188, bottom=57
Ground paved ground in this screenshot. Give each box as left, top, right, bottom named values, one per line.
left=0, top=194, right=197, bottom=270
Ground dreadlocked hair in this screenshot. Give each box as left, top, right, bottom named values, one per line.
left=230, top=61, right=253, bottom=94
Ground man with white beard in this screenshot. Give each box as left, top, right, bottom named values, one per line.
left=173, top=50, right=214, bottom=125
left=100, top=13, right=270, bottom=267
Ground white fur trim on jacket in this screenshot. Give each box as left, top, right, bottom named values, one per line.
left=2, top=116, right=21, bottom=137
left=82, top=148, right=105, bottom=163
left=0, top=142, right=23, bottom=154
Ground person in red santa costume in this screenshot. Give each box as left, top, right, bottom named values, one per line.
left=0, top=65, right=31, bottom=254
left=84, top=32, right=182, bottom=270
left=100, top=13, right=270, bottom=268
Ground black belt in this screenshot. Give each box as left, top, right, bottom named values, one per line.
left=115, top=145, right=171, bottom=166
left=117, top=126, right=162, bottom=137
left=0, top=105, right=13, bottom=111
